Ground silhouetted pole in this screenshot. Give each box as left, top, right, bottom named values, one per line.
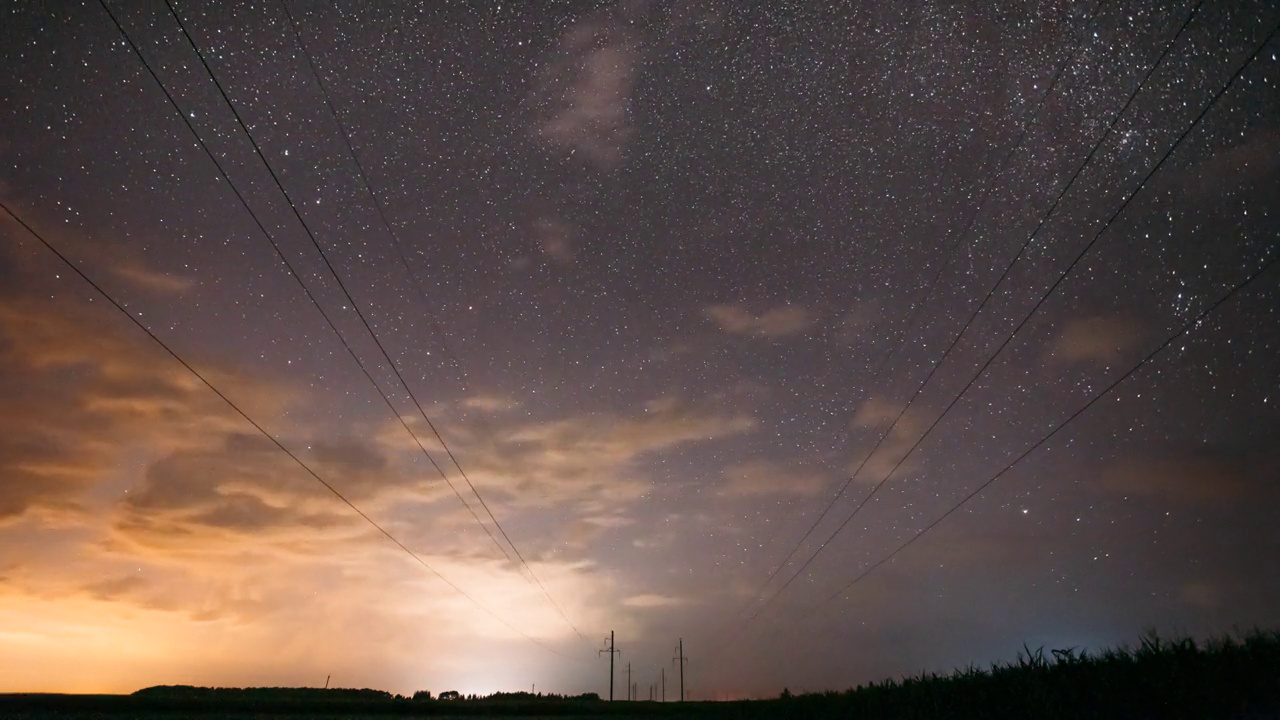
left=599, top=631, right=620, bottom=701
left=673, top=638, right=688, bottom=701
left=661, top=667, right=666, bottom=702
left=626, top=662, right=632, bottom=700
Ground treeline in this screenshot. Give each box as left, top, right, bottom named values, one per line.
left=133, top=685, right=600, bottom=704
left=133, top=685, right=392, bottom=701
left=414, top=690, right=600, bottom=702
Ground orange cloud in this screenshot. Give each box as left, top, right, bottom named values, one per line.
left=0, top=245, right=639, bottom=694
left=0, top=240, right=766, bottom=694
left=0, top=289, right=281, bottom=523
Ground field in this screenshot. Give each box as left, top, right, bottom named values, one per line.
left=3, top=629, right=1278, bottom=719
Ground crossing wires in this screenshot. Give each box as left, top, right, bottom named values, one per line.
left=727, top=0, right=1111, bottom=627
left=722, top=0, right=1220, bottom=636
left=272, top=0, right=589, bottom=644
left=809, top=17, right=1280, bottom=608
left=742, top=4, right=1273, bottom=634
left=93, top=0, right=509, bottom=566
left=97, top=0, right=588, bottom=644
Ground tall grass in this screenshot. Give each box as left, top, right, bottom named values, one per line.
left=762, top=628, right=1280, bottom=720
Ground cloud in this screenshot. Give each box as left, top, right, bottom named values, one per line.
left=462, top=394, right=522, bottom=413
left=531, top=217, right=576, bottom=263
left=833, top=301, right=881, bottom=344
left=528, top=10, right=638, bottom=170
left=847, top=396, right=928, bottom=482
left=0, top=289, right=283, bottom=523
left=706, top=303, right=812, bottom=338
left=116, top=433, right=391, bottom=542
left=1049, top=315, right=1143, bottom=365
left=0, top=235, right=752, bottom=696
left=622, top=593, right=690, bottom=608
left=1185, top=128, right=1280, bottom=196
left=112, top=260, right=196, bottom=295
left=1098, top=444, right=1280, bottom=505
left=720, top=458, right=829, bottom=497
left=458, top=397, right=758, bottom=510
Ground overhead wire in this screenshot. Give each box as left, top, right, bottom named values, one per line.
left=727, top=0, right=1220, bottom=634
left=861, top=0, right=1110, bottom=394
left=275, top=0, right=589, bottom=643
left=158, top=0, right=525, bottom=578
left=94, top=0, right=512, bottom=568
left=818, top=223, right=1279, bottom=612
left=755, top=5, right=1274, bottom=630
left=117, top=0, right=593, bottom=646
left=723, top=0, right=1110, bottom=627
left=0, top=200, right=573, bottom=660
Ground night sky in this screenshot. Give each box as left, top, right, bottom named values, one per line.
left=2, top=0, right=1278, bottom=700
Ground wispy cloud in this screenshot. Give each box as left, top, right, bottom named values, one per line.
left=528, top=10, right=638, bottom=170
left=456, top=396, right=758, bottom=510
left=622, top=593, right=690, bottom=608
left=1185, top=128, right=1280, bottom=196
left=706, top=303, right=812, bottom=338
left=719, top=458, right=829, bottom=497
left=531, top=216, right=576, bottom=263
left=1049, top=315, right=1143, bottom=365
left=847, top=396, right=929, bottom=482
left=112, top=260, right=196, bottom=295
left=462, top=394, right=522, bottom=413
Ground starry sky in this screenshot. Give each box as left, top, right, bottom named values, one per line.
left=1, top=0, right=1278, bottom=701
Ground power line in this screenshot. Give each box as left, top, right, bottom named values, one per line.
left=156, top=1, right=564, bottom=619
left=275, top=0, right=588, bottom=644
left=731, top=0, right=1110, bottom=623
left=0, top=200, right=568, bottom=658
left=818, top=238, right=1280, bottom=612
left=862, top=0, right=1109, bottom=392
left=107, top=0, right=589, bottom=643
left=157, top=0, right=521, bottom=576
left=93, top=0, right=511, bottom=566
left=749, top=6, right=1271, bottom=629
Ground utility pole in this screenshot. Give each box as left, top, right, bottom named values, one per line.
left=661, top=667, right=666, bottom=702
left=673, top=638, right=688, bottom=702
left=599, top=631, right=619, bottom=701
left=626, top=663, right=632, bottom=700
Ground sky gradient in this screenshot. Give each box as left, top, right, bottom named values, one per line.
left=2, top=0, right=1278, bottom=700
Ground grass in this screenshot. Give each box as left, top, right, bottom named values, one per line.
left=750, top=628, right=1280, bottom=719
